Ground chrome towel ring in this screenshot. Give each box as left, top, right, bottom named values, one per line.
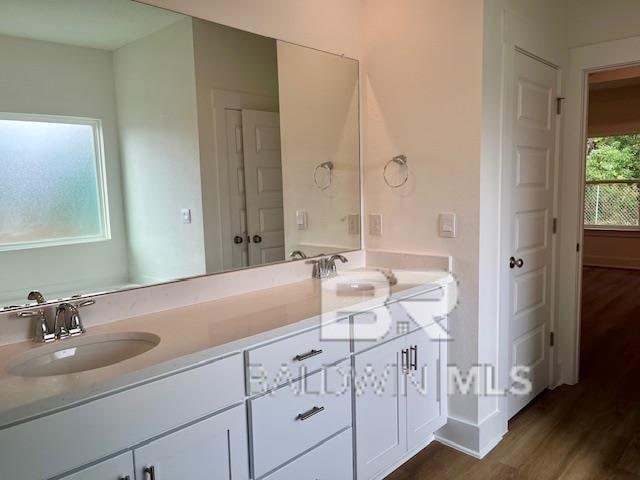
left=383, top=155, right=409, bottom=188
left=314, top=161, right=334, bottom=190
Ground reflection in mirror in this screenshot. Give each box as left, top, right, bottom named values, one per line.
left=0, top=0, right=361, bottom=309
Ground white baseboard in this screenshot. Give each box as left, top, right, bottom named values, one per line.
left=434, top=410, right=506, bottom=459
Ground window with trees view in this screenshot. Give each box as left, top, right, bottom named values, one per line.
left=584, top=134, right=640, bottom=229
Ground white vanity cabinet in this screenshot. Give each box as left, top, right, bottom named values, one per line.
left=134, top=405, right=249, bottom=480
left=57, top=452, right=134, bottom=480
left=354, top=325, right=446, bottom=480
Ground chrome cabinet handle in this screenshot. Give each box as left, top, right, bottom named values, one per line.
left=293, top=349, right=323, bottom=361
left=143, top=466, right=156, bottom=480
left=509, top=257, right=524, bottom=269
left=296, top=406, right=324, bottom=421
left=119, top=476, right=131, bottom=480
left=410, top=345, right=418, bottom=371
left=401, top=348, right=409, bottom=373
left=253, top=234, right=263, bottom=244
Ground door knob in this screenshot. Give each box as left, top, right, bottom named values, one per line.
left=253, top=235, right=263, bottom=244
left=233, top=235, right=243, bottom=244
left=509, top=257, right=524, bottom=269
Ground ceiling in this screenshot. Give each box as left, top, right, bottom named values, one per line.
left=0, top=0, right=185, bottom=51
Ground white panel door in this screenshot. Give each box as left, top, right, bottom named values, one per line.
left=354, top=336, right=407, bottom=480
left=58, top=452, right=134, bottom=480
left=134, top=406, right=249, bottom=480
left=405, top=329, right=441, bottom=449
left=242, top=110, right=285, bottom=266
left=507, top=51, right=557, bottom=418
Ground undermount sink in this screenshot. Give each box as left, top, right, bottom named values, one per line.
left=7, top=332, right=160, bottom=378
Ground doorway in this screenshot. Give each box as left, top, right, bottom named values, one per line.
left=579, top=66, right=640, bottom=386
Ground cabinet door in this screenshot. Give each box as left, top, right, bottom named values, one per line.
left=405, top=328, right=443, bottom=449
left=58, top=452, right=133, bottom=480
left=134, top=405, right=248, bottom=480
left=354, top=336, right=407, bottom=480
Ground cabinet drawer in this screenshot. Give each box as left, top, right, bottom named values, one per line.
left=249, top=363, right=352, bottom=478
left=246, top=326, right=350, bottom=395
left=264, top=429, right=353, bottom=480
left=0, top=354, right=243, bottom=480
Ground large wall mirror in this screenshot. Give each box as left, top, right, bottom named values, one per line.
left=0, top=0, right=361, bottom=309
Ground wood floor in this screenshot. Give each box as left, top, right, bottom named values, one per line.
left=387, top=267, right=640, bottom=479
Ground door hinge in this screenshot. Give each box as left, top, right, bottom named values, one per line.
left=576, top=243, right=581, bottom=253
left=552, top=218, right=558, bottom=234
left=550, top=332, right=555, bottom=347
left=556, top=97, right=565, bottom=115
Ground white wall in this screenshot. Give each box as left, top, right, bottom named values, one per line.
left=0, top=34, right=129, bottom=304
left=567, top=0, right=640, bottom=48
left=114, top=18, right=206, bottom=284
left=277, top=41, right=360, bottom=256
left=191, top=19, right=279, bottom=273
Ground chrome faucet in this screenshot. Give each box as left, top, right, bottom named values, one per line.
left=18, top=296, right=94, bottom=343
left=308, top=254, right=348, bottom=279
left=54, top=303, right=85, bottom=338
left=289, top=250, right=307, bottom=260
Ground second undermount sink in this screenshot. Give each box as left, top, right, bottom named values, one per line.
left=7, top=332, right=160, bottom=378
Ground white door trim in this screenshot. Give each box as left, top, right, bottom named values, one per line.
left=558, top=35, right=640, bottom=385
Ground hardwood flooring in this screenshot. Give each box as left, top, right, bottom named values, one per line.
left=387, top=267, right=640, bottom=479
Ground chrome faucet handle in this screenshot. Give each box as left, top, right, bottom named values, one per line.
left=18, top=310, right=55, bottom=343
left=289, top=250, right=307, bottom=260
left=54, top=304, right=73, bottom=339
left=27, top=291, right=47, bottom=304
left=329, top=254, right=348, bottom=264
left=66, top=304, right=84, bottom=336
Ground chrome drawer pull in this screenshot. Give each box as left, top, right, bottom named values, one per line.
left=293, top=349, right=323, bottom=361
left=143, top=466, right=156, bottom=480
left=296, top=405, right=325, bottom=421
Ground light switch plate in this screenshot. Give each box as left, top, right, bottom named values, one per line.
left=439, top=212, right=456, bottom=238
left=368, top=213, right=383, bottom=236
left=181, top=208, right=192, bottom=224
left=296, top=210, right=308, bottom=230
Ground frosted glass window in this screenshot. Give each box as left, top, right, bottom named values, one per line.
left=0, top=115, right=108, bottom=250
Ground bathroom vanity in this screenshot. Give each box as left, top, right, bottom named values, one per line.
left=0, top=269, right=452, bottom=480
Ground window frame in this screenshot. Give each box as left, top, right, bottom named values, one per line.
left=0, top=112, right=111, bottom=251
left=584, top=134, right=640, bottom=231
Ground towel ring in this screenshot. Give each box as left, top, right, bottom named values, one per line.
left=314, top=161, right=334, bottom=190
left=383, top=155, right=409, bottom=188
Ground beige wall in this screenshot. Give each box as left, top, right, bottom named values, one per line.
left=588, top=84, right=640, bottom=136
left=114, top=18, right=206, bottom=284
left=277, top=41, right=360, bottom=256
left=0, top=34, right=129, bottom=304
left=362, top=0, right=484, bottom=425
left=583, top=229, right=640, bottom=269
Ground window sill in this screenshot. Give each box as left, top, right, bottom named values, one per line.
left=0, top=235, right=111, bottom=253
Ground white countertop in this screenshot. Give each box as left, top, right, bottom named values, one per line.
left=0, top=269, right=452, bottom=429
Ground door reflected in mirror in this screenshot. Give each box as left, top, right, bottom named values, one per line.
left=0, top=0, right=360, bottom=308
